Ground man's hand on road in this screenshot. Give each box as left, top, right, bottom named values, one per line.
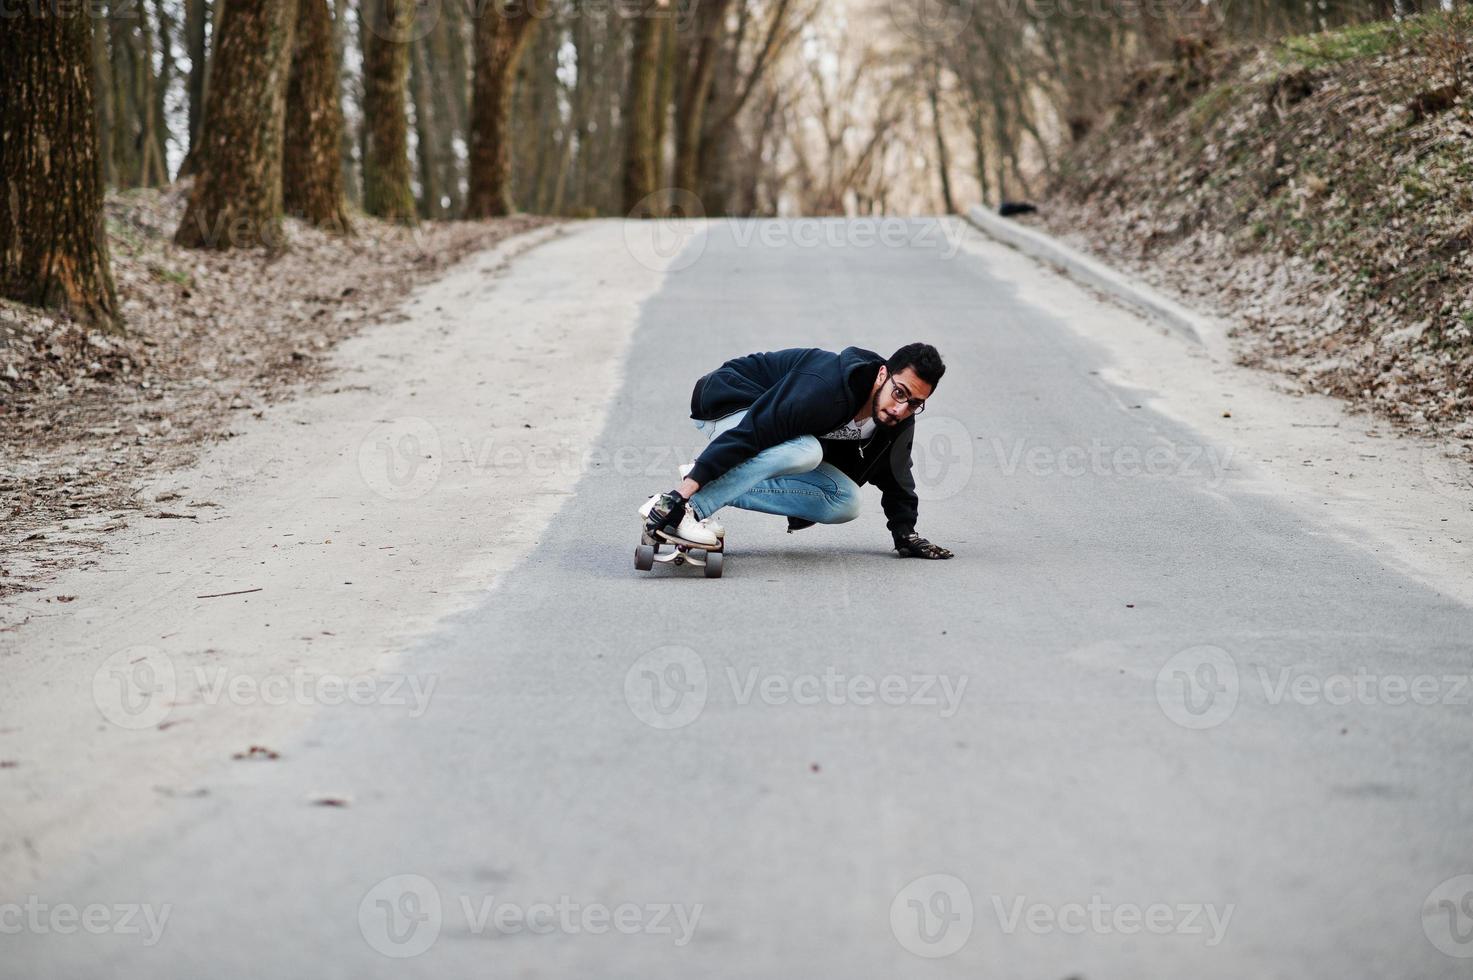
left=894, top=532, right=953, bottom=560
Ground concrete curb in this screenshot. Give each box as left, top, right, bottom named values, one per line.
left=965, top=204, right=1211, bottom=346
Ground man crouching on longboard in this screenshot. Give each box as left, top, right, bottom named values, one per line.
left=639, top=343, right=954, bottom=559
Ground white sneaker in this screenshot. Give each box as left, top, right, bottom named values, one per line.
left=677, top=462, right=723, bottom=539
left=639, top=494, right=718, bottom=547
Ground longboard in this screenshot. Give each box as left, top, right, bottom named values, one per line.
left=634, top=529, right=724, bottom=578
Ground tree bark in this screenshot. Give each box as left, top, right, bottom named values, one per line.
left=105, top=0, right=142, bottom=186
left=1, top=4, right=119, bottom=325
left=91, top=14, right=116, bottom=188
left=409, top=33, right=442, bottom=218
left=513, top=23, right=555, bottom=213
left=149, top=0, right=174, bottom=183
left=183, top=0, right=209, bottom=169
left=622, top=5, right=664, bottom=214
left=361, top=0, right=417, bottom=223
left=284, top=0, right=352, bottom=231
left=568, top=5, right=600, bottom=211
left=465, top=2, right=537, bottom=218
left=927, top=62, right=956, bottom=214
left=652, top=13, right=677, bottom=189
left=175, top=0, right=297, bottom=250
left=427, top=8, right=464, bottom=216
left=332, top=0, right=359, bottom=204
left=179, top=0, right=223, bottom=178
left=673, top=0, right=733, bottom=194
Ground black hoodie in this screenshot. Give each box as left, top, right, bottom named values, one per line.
left=687, top=346, right=920, bottom=537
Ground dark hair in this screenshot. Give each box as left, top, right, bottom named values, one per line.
left=887, top=343, right=945, bottom=389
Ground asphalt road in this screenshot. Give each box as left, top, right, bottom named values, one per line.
left=7, top=218, right=1473, bottom=978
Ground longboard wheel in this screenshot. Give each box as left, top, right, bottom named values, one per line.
left=634, top=544, right=655, bottom=571
left=704, top=551, right=724, bottom=578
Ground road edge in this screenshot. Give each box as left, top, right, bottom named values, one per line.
left=965, top=204, right=1210, bottom=347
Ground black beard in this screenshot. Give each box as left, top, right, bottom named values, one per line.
left=871, top=387, right=898, bottom=427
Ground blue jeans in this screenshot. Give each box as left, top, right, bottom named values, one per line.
left=688, top=411, right=862, bottom=524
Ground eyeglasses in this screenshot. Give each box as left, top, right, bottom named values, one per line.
left=889, top=382, right=927, bottom=414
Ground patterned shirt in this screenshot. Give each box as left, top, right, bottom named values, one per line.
left=820, top=417, right=876, bottom=441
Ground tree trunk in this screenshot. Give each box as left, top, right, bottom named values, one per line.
left=673, top=0, right=732, bottom=194
left=175, top=0, right=297, bottom=250
left=138, top=0, right=169, bottom=185
left=569, top=7, right=599, bottom=211
left=106, top=0, right=142, bottom=186
left=1, top=4, right=119, bottom=325
left=332, top=0, right=360, bottom=204
left=284, top=0, right=351, bottom=231
left=91, top=15, right=116, bottom=188
left=361, top=0, right=417, bottom=223
left=409, top=33, right=442, bottom=218
left=183, top=0, right=209, bottom=170
left=622, top=6, right=664, bottom=214
left=927, top=63, right=956, bottom=214
left=589, top=14, right=627, bottom=214
left=179, top=0, right=222, bottom=178
left=465, top=4, right=537, bottom=218
left=513, top=24, right=554, bottom=213
left=428, top=7, right=465, bottom=216
left=968, top=105, right=990, bottom=207
left=652, top=14, right=677, bottom=188
left=149, top=0, right=174, bottom=183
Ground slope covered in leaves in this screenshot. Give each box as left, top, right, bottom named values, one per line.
left=1039, top=9, right=1473, bottom=438
left=0, top=184, right=549, bottom=598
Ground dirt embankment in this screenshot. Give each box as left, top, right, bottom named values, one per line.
left=0, top=185, right=551, bottom=600
left=1032, top=9, right=1472, bottom=446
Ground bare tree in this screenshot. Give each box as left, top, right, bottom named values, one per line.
left=622, top=5, right=666, bottom=213
left=183, top=0, right=211, bottom=171
left=466, top=1, right=539, bottom=217
left=362, top=0, right=417, bottom=223
left=1, top=4, right=119, bottom=324
left=176, top=0, right=298, bottom=249
left=285, top=0, right=353, bottom=231
left=927, top=59, right=956, bottom=213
